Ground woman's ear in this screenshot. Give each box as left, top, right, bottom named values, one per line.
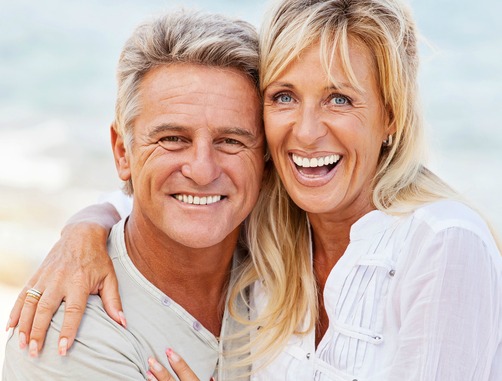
left=110, top=124, right=131, bottom=182
left=386, top=107, right=397, bottom=136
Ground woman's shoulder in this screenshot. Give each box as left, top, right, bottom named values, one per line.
left=397, top=200, right=502, bottom=283
left=412, top=199, right=492, bottom=237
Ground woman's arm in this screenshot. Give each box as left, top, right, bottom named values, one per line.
left=6, top=202, right=124, bottom=357
left=389, top=227, right=502, bottom=380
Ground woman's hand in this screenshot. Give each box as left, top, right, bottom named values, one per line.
left=147, top=349, right=204, bottom=381
left=6, top=203, right=124, bottom=357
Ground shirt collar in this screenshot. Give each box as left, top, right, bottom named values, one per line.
left=349, top=209, right=396, bottom=241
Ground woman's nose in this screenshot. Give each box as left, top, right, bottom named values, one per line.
left=292, top=104, right=327, bottom=146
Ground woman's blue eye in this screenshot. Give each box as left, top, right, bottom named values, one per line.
left=277, top=94, right=293, bottom=103
left=330, top=95, right=348, bottom=105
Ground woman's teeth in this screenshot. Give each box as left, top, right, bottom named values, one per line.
left=292, top=153, right=340, bottom=168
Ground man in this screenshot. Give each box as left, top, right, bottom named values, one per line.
left=3, top=9, right=264, bottom=380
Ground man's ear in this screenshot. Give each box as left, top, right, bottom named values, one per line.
left=110, top=124, right=131, bottom=182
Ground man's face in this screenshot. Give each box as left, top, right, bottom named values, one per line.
left=114, top=63, right=264, bottom=249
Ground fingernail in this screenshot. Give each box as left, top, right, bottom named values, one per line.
left=118, top=311, right=127, bottom=328
left=19, top=332, right=27, bottom=350
left=5, top=318, right=11, bottom=332
left=146, top=371, right=156, bottom=381
left=29, top=339, right=38, bottom=357
left=59, top=338, right=68, bottom=356
left=148, top=357, right=163, bottom=372
left=166, top=348, right=180, bottom=362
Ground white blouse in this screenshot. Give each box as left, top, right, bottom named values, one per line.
left=251, top=200, right=502, bottom=381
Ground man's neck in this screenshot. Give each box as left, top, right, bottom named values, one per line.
left=123, top=215, right=239, bottom=336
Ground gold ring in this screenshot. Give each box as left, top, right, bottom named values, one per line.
left=26, top=288, right=43, bottom=301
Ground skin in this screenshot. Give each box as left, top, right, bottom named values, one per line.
left=9, top=40, right=393, bottom=379
left=112, top=63, right=265, bottom=337
left=10, top=62, right=265, bottom=381
left=263, top=42, right=392, bottom=344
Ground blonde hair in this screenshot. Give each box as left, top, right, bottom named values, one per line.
left=113, top=9, right=259, bottom=194
left=230, top=0, right=461, bottom=370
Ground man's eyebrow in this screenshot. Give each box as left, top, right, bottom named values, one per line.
left=148, top=124, right=188, bottom=138
left=218, top=127, right=257, bottom=140
left=148, top=124, right=258, bottom=140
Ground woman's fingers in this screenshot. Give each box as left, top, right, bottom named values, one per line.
left=6, top=218, right=125, bottom=357
left=7, top=286, right=30, bottom=332
left=56, top=284, right=93, bottom=356
left=148, top=349, right=203, bottom=381
left=24, top=285, right=65, bottom=357
left=147, top=357, right=177, bottom=381
left=166, top=349, right=200, bottom=380
left=100, top=273, right=126, bottom=328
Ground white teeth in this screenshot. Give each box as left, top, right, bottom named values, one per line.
left=292, top=153, right=340, bottom=168
left=174, top=194, right=222, bottom=205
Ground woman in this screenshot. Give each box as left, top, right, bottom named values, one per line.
left=8, top=0, right=502, bottom=379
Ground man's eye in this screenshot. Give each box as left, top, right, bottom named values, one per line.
left=158, top=136, right=187, bottom=151
left=224, top=138, right=241, bottom=145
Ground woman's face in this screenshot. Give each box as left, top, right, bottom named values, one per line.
left=263, top=42, right=390, bottom=221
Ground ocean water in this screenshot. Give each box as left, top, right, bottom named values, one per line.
left=0, top=0, right=501, bottom=270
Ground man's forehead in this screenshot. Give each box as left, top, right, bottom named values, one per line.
left=140, top=63, right=258, bottom=98
left=134, top=63, right=262, bottom=136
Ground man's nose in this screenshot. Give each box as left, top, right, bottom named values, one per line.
left=292, top=104, right=327, bottom=146
left=181, top=142, right=221, bottom=185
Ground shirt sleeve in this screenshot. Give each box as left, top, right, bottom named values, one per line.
left=388, top=226, right=502, bottom=380
left=2, top=297, right=147, bottom=381
left=98, top=190, right=133, bottom=219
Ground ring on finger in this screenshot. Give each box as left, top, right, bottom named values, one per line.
left=26, top=288, right=43, bottom=301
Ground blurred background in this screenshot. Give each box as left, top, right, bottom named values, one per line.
left=1, top=0, right=501, bottom=364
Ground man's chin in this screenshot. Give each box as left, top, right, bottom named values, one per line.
left=165, top=226, right=240, bottom=250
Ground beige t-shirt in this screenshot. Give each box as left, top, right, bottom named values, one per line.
left=3, top=219, right=249, bottom=380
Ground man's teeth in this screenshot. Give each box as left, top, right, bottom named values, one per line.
left=292, top=154, right=340, bottom=168
left=174, top=194, right=222, bottom=205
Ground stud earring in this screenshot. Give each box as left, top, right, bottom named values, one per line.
left=264, top=149, right=271, bottom=161
left=383, top=134, right=393, bottom=147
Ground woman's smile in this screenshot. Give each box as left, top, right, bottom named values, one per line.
left=264, top=41, right=389, bottom=218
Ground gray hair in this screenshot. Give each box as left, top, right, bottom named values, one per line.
left=114, top=9, right=259, bottom=194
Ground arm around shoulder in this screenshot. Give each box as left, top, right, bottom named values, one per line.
left=3, top=298, right=144, bottom=381
left=7, top=199, right=126, bottom=360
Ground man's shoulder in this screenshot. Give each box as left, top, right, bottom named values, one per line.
left=2, top=298, right=145, bottom=381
